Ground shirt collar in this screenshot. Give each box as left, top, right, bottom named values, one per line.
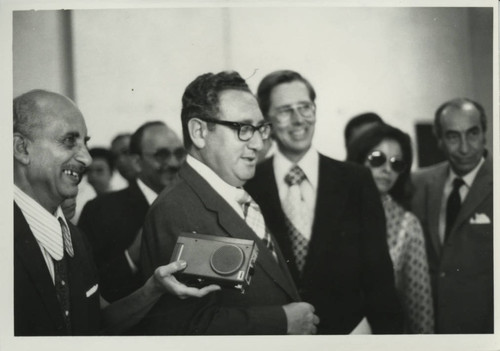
left=136, top=178, right=159, bottom=206
left=186, top=154, right=244, bottom=217
left=274, top=147, right=319, bottom=189
left=447, top=157, right=485, bottom=189
left=14, top=185, right=72, bottom=260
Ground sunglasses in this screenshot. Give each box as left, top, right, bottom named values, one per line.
left=366, top=150, right=406, bottom=173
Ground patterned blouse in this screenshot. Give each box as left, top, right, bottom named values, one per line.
left=382, top=195, right=434, bottom=333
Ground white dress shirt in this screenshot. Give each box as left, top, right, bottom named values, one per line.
left=438, top=157, right=485, bottom=243
left=14, top=185, right=72, bottom=284
left=125, top=179, right=159, bottom=271
left=273, top=147, right=318, bottom=240
left=187, top=155, right=246, bottom=220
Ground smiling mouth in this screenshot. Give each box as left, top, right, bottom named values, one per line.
left=63, top=169, right=82, bottom=182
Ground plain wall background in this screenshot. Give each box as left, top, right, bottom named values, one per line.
left=13, top=6, right=493, bottom=163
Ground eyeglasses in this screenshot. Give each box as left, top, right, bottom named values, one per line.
left=198, top=117, right=272, bottom=142
left=366, top=150, right=406, bottom=173
left=271, top=102, right=316, bottom=124
left=142, top=147, right=187, bottom=163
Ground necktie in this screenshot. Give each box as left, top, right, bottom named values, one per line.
left=445, top=178, right=464, bottom=242
left=283, top=165, right=310, bottom=274
left=237, top=190, right=278, bottom=261
left=59, top=218, right=74, bottom=258
left=54, top=218, right=73, bottom=334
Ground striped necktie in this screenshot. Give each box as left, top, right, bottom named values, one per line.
left=237, top=190, right=278, bottom=262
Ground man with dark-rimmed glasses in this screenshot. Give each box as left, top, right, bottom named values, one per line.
left=133, top=70, right=319, bottom=335
left=245, top=70, right=403, bottom=334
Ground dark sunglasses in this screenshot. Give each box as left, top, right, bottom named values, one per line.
left=366, top=150, right=406, bottom=173
left=142, top=147, right=187, bottom=163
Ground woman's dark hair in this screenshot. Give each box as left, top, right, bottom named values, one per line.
left=346, top=123, right=413, bottom=209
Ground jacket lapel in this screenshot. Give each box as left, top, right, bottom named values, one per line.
left=451, top=159, right=493, bottom=234
left=180, top=164, right=299, bottom=300
left=426, top=163, right=448, bottom=256
left=14, top=204, right=64, bottom=328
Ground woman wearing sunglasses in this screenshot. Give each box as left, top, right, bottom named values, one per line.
left=346, top=123, right=433, bottom=334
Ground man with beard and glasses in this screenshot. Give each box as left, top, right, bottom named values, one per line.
left=79, top=121, right=186, bottom=302
left=14, top=90, right=218, bottom=335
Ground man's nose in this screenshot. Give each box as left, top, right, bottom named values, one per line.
left=77, top=145, right=92, bottom=167
left=289, top=108, right=305, bottom=124
left=165, top=154, right=184, bottom=168
left=247, top=130, right=264, bottom=151
left=459, top=134, right=470, bottom=154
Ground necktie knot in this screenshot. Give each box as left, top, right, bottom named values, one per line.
left=453, top=178, right=464, bottom=191
left=285, top=165, right=306, bottom=186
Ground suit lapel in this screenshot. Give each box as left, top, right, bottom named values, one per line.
left=426, top=163, right=448, bottom=257
left=305, top=155, right=344, bottom=273
left=451, top=159, right=493, bottom=234
left=14, top=204, right=64, bottom=328
left=180, top=164, right=299, bottom=300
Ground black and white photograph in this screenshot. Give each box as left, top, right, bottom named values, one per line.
left=1, top=0, right=498, bottom=350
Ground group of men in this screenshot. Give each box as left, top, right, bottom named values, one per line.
left=13, top=69, right=493, bottom=336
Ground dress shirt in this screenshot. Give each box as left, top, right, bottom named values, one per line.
left=124, top=178, right=159, bottom=271
left=136, top=178, right=159, bottom=206
left=14, top=185, right=72, bottom=284
left=187, top=155, right=246, bottom=220
left=273, top=147, right=318, bottom=240
left=438, top=157, right=485, bottom=243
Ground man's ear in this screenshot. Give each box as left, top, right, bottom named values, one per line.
left=13, top=133, right=30, bottom=165
left=188, top=118, right=207, bottom=149
left=129, top=154, right=142, bottom=173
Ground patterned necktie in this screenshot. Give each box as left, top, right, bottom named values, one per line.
left=445, top=178, right=464, bottom=242
left=58, top=218, right=74, bottom=257
left=283, top=165, right=310, bottom=274
left=237, top=190, right=278, bottom=261
left=54, top=218, right=73, bottom=334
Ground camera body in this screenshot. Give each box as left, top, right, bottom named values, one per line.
left=170, top=232, right=259, bottom=293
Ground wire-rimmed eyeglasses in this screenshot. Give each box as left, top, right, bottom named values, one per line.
left=270, top=102, right=316, bottom=124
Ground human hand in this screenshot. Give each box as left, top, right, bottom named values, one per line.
left=152, top=260, right=221, bottom=299
left=282, top=302, right=320, bottom=335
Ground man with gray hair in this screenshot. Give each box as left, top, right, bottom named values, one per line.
left=411, top=98, right=493, bottom=333
left=13, top=89, right=218, bottom=335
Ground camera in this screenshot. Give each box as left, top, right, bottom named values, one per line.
left=170, top=232, right=259, bottom=293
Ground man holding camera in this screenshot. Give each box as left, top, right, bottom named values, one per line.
left=135, top=71, right=319, bottom=335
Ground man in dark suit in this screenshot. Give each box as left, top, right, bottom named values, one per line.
left=13, top=89, right=218, bottom=336
left=79, top=121, right=185, bottom=301
left=135, top=71, right=319, bottom=335
left=245, top=70, right=402, bottom=334
left=411, top=98, right=493, bottom=333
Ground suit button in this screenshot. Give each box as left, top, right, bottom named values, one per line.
left=440, top=272, right=446, bottom=278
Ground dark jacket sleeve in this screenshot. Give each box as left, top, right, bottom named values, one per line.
left=78, top=199, right=141, bottom=302
left=135, top=194, right=288, bottom=335
left=357, top=169, right=404, bottom=333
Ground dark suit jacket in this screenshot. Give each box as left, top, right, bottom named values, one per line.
left=411, top=158, right=493, bottom=333
left=134, top=163, right=300, bottom=335
left=245, top=154, right=403, bottom=334
left=78, top=182, right=149, bottom=302
left=14, top=203, right=101, bottom=336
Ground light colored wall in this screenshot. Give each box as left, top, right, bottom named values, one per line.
left=13, top=7, right=493, bottom=161
left=13, top=10, right=73, bottom=98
